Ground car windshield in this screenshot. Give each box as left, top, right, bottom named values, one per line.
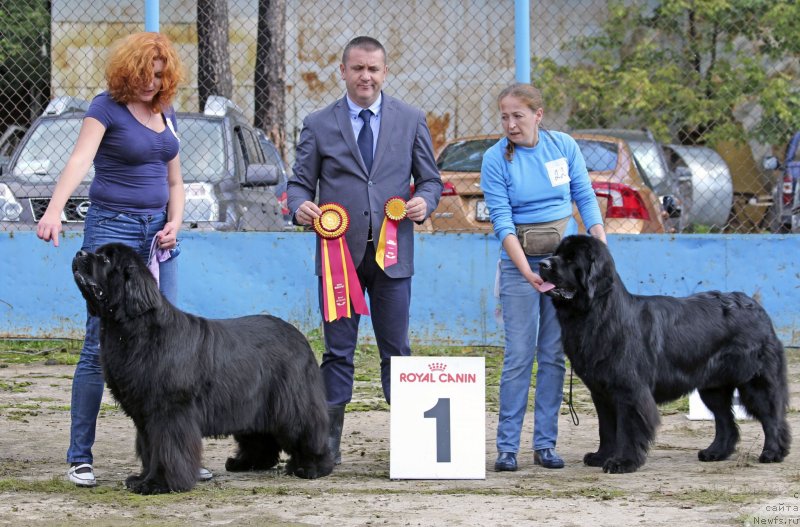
left=11, top=117, right=94, bottom=183
left=575, top=139, right=618, bottom=172
left=437, top=138, right=499, bottom=172
left=178, top=118, right=226, bottom=183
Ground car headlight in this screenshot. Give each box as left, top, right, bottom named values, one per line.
left=0, top=184, right=23, bottom=221
left=183, top=182, right=219, bottom=222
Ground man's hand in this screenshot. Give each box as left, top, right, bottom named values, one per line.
left=406, top=196, right=427, bottom=222
left=295, top=201, right=322, bottom=226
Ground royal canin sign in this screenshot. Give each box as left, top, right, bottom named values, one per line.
left=397, top=362, right=478, bottom=384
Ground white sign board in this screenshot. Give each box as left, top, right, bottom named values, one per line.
left=390, top=356, right=485, bottom=479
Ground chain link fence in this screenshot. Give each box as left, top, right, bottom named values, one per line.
left=2, top=0, right=799, bottom=234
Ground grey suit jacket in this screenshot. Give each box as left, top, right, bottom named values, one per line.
left=288, top=93, right=443, bottom=278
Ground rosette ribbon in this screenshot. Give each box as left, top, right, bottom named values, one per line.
left=375, top=197, right=408, bottom=270
left=313, top=203, right=370, bottom=322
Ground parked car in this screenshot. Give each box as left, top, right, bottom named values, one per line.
left=256, top=128, right=292, bottom=226
left=792, top=176, right=800, bottom=234
left=572, top=128, right=689, bottom=232
left=421, top=133, right=666, bottom=235
left=0, top=124, right=27, bottom=174
left=762, top=130, right=800, bottom=232
left=0, top=95, right=287, bottom=232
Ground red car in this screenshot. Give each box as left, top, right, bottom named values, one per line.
left=419, top=133, right=666, bottom=234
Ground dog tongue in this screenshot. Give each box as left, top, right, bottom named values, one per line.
left=538, top=282, right=555, bottom=292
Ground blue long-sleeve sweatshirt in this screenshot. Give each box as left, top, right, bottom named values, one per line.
left=480, top=131, right=603, bottom=257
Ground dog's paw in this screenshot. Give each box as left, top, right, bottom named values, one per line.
left=225, top=456, right=251, bottom=472
left=124, top=474, right=144, bottom=488
left=126, top=477, right=174, bottom=495
left=289, top=465, right=317, bottom=479
left=225, top=454, right=280, bottom=472
left=583, top=451, right=610, bottom=467
left=758, top=449, right=786, bottom=463
left=285, top=455, right=334, bottom=479
left=698, top=448, right=732, bottom=462
left=602, top=458, right=640, bottom=474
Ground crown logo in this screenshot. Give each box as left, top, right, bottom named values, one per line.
left=428, top=362, right=446, bottom=372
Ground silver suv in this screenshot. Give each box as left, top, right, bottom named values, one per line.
left=0, top=95, right=288, bottom=231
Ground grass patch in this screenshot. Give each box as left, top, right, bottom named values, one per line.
left=660, top=396, right=690, bottom=415
left=654, top=487, right=770, bottom=505
left=0, top=380, right=33, bottom=392
left=0, top=339, right=81, bottom=366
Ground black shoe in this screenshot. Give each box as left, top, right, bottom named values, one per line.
left=534, top=448, right=565, bottom=469
left=327, top=405, right=345, bottom=465
left=494, top=452, right=517, bottom=472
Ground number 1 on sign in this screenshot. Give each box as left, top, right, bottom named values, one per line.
left=423, top=398, right=451, bottom=463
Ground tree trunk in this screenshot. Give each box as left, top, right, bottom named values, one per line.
left=197, top=0, right=233, bottom=112
left=253, top=0, right=287, bottom=161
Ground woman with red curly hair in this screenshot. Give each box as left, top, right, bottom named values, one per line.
left=36, top=32, right=205, bottom=487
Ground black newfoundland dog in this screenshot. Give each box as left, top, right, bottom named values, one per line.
left=538, top=235, right=790, bottom=473
left=72, top=243, right=333, bottom=494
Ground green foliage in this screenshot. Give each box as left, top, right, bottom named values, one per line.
left=535, top=0, right=800, bottom=145
left=1, top=1, right=48, bottom=64
left=0, top=0, right=51, bottom=118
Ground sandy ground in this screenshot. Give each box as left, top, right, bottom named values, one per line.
left=0, top=356, right=799, bottom=527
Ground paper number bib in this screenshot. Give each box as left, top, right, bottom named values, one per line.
left=545, top=157, right=570, bottom=187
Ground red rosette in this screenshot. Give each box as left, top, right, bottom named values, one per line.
left=313, top=203, right=350, bottom=239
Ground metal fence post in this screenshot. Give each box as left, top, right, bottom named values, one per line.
left=514, top=0, right=531, bottom=83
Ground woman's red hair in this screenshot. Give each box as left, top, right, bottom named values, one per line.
left=106, top=32, right=185, bottom=112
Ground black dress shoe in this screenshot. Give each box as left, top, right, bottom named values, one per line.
left=534, top=448, right=565, bottom=469
left=494, top=452, right=518, bottom=472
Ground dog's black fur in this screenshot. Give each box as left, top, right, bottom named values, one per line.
left=539, top=235, right=790, bottom=473
left=72, top=243, right=333, bottom=494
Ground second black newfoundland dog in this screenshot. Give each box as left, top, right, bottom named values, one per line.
left=538, top=235, right=790, bottom=473
left=72, top=243, right=333, bottom=494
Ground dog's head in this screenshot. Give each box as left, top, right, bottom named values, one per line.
left=72, top=243, right=162, bottom=320
left=538, top=235, right=616, bottom=310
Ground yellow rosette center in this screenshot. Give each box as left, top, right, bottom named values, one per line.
left=313, top=203, right=349, bottom=239
left=384, top=197, right=407, bottom=221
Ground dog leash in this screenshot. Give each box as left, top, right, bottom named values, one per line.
left=568, top=365, right=580, bottom=426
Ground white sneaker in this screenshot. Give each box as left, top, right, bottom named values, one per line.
left=197, top=467, right=213, bottom=481
left=67, top=463, right=97, bottom=487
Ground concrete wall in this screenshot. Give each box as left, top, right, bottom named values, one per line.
left=1, top=231, right=798, bottom=347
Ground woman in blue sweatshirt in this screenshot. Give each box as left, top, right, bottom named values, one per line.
left=481, top=83, right=607, bottom=472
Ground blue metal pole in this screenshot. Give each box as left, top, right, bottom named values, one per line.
left=514, top=0, right=531, bottom=83
left=145, top=0, right=159, bottom=32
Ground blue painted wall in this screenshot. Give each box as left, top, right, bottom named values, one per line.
left=1, top=231, right=798, bottom=346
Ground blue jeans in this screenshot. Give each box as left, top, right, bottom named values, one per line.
left=496, top=257, right=565, bottom=454
left=66, top=204, right=179, bottom=465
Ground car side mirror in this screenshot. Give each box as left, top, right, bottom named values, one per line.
left=762, top=155, right=779, bottom=171
left=243, top=164, right=279, bottom=187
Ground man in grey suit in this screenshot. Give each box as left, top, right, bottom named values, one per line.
left=288, top=36, right=443, bottom=465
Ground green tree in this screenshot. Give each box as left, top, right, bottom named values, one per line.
left=0, top=0, right=51, bottom=126
left=535, top=0, right=800, bottom=146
